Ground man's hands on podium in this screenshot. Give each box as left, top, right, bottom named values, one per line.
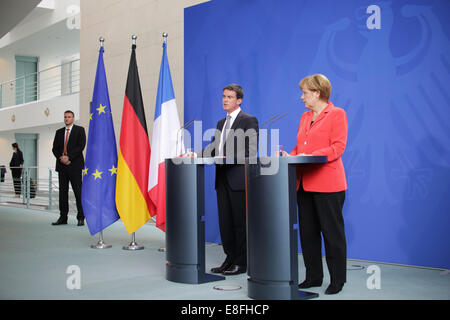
left=181, top=150, right=197, bottom=158
left=180, top=151, right=227, bottom=159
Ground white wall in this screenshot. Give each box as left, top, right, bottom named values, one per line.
left=0, top=93, right=79, bottom=176
left=0, top=50, right=16, bottom=106
left=0, top=0, right=80, bottom=49
left=0, top=123, right=61, bottom=184
left=0, top=93, right=79, bottom=131
left=79, top=0, right=210, bottom=145
left=0, top=1, right=80, bottom=107
left=0, top=0, right=211, bottom=186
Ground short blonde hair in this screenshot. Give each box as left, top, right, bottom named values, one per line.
left=299, top=74, right=332, bottom=102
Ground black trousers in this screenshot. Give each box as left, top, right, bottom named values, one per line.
left=12, top=170, right=22, bottom=195
left=297, top=184, right=346, bottom=285
left=216, top=176, right=247, bottom=267
left=58, top=167, right=84, bottom=220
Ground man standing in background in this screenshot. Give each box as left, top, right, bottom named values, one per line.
left=51, top=110, right=86, bottom=226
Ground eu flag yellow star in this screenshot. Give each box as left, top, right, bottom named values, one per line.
left=82, top=168, right=88, bottom=176
left=109, top=165, right=117, bottom=176
left=89, top=113, right=93, bottom=120
left=92, top=169, right=103, bottom=180
left=97, top=104, right=106, bottom=115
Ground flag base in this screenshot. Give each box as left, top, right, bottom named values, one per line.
left=122, top=242, right=144, bottom=250
left=90, top=231, right=112, bottom=249
left=122, top=232, right=144, bottom=250
left=91, top=241, right=112, bottom=249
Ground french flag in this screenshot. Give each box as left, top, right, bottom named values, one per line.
left=148, top=40, right=182, bottom=232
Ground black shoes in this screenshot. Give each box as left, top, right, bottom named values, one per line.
left=298, top=279, right=344, bottom=294
left=51, top=218, right=67, bottom=225
left=211, top=261, right=232, bottom=274
left=222, top=265, right=246, bottom=275
left=51, top=218, right=84, bottom=226
left=211, top=262, right=246, bottom=275
left=298, top=279, right=323, bottom=289
left=325, top=283, right=344, bottom=295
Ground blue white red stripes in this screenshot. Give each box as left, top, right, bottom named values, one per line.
left=148, top=42, right=182, bottom=232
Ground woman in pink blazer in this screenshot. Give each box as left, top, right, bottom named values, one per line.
left=281, top=74, right=348, bottom=295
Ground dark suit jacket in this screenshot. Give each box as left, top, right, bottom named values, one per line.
left=204, top=110, right=259, bottom=191
left=9, top=150, right=24, bottom=177
left=52, top=125, right=86, bottom=172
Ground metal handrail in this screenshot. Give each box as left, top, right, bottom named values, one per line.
left=0, top=166, right=76, bottom=212
left=0, top=59, right=80, bottom=86
left=0, top=59, right=80, bottom=108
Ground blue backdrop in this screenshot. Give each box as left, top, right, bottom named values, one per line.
left=184, top=0, right=450, bottom=269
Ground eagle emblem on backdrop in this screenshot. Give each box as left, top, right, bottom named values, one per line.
left=308, top=1, right=450, bottom=205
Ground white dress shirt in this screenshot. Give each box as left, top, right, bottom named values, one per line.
left=218, top=107, right=241, bottom=155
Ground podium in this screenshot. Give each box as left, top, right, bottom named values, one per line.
left=246, top=155, right=327, bottom=300
left=165, top=157, right=225, bottom=284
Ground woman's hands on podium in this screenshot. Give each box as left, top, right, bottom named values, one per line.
left=278, top=151, right=310, bottom=157
left=279, top=150, right=290, bottom=157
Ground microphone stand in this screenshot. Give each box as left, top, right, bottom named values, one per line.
left=176, top=119, right=195, bottom=156
left=267, top=112, right=287, bottom=156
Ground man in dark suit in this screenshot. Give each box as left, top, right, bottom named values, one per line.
left=204, top=84, right=259, bottom=275
left=51, top=110, right=86, bottom=226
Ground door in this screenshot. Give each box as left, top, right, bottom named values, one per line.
left=15, top=56, right=38, bottom=105
left=14, top=133, right=38, bottom=185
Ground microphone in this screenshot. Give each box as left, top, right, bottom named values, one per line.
left=260, top=114, right=281, bottom=128
left=259, top=114, right=281, bottom=157
left=260, top=112, right=287, bottom=130
left=267, top=112, right=287, bottom=130
left=266, top=112, right=288, bottom=156
left=176, top=118, right=195, bottom=156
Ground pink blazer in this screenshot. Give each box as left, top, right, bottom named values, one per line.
left=290, top=102, right=348, bottom=192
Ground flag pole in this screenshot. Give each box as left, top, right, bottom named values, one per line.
left=157, top=32, right=168, bottom=253
left=89, top=36, right=112, bottom=250
left=91, top=230, right=112, bottom=249
left=121, top=34, right=145, bottom=251
left=123, top=232, right=144, bottom=250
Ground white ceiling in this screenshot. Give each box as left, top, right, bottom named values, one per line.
left=0, top=0, right=79, bottom=65
left=0, top=0, right=41, bottom=39
left=6, top=19, right=80, bottom=62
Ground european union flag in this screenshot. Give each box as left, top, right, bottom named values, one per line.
left=81, top=45, right=120, bottom=236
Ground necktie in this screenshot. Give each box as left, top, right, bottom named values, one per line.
left=219, top=115, right=231, bottom=156
left=63, top=128, right=70, bottom=156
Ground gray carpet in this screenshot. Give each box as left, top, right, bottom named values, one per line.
left=0, top=205, right=448, bottom=300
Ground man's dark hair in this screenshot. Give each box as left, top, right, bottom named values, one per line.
left=64, top=110, right=75, bottom=116
left=223, top=83, right=244, bottom=100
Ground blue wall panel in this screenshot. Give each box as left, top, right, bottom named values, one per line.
left=184, top=0, right=450, bottom=268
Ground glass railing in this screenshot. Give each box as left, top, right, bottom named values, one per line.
left=0, top=59, right=80, bottom=108
left=0, top=166, right=77, bottom=213
left=0, top=166, right=158, bottom=226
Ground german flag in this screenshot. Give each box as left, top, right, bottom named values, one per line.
left=116, top=44, right=155, bottom=234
